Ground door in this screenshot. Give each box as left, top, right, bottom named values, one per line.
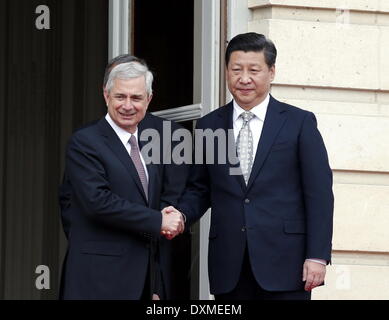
left=130, top=0, right=223, bottom=299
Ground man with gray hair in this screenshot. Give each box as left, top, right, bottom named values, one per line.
left=59, top=56, right=188, bottom=300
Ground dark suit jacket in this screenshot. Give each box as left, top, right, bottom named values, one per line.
left=59, top=113, right=188, bottom=299
left=178, top=96, right=334, bottom=295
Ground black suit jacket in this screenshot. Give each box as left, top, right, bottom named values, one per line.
left=59, top=113, right=188, bottom=299
left=178, top=96, right=334, bottom=295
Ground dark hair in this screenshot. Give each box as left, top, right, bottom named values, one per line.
left=225, top=32, right=277, bottom=68
left=103, top=54, right=147, bottom=88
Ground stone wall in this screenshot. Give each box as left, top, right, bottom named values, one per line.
left=248, top=0, right=389, bottom=299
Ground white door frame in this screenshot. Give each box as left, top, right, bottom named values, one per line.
left=193, top=0, right=220, bottom=301
left=153, top=0, right=221, bottom=301
left=108, top=0, right=130, bottom=60
left=152, top=0, right=221, bottom=123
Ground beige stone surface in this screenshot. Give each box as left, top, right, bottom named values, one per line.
left=331, top=184, right=389, bottom=252
left=270, top=88, right=389, bottom=172
left=272, top=85, right=389, bottom=117
left=252, top=6, right=389, bottom=26
left=272, top=85, right=382, bottom=104
left=316, top=114, right=389, bottom=172
left=313, top=263, right=389, bottom=300
left=249, top=0, right=389, bottom=12
left=378, top=91, right=389, bottom=104
left=380, top=28, right=389, bottom=89
left=280, top=98, right=389, bottom=117
left=333, top=170, right=389, bottom=186
left=268, top=97, right=389, bottom=172
left=245, top=0, right=389, bottom=302
left=250, top=19, right=389, bottom=90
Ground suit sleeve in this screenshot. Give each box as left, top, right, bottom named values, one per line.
left=299, top=112, right=334, bottom=262
left=155, top=121, right=190, bottom=299
left=159, top=122, right=190, bottom=210
left=177, top=120, right=212, bottom=226
left=65, top=132, right=162, bottom=237
left=58, top=172, right=72, bottom=239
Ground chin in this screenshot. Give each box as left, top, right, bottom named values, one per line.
left=237, top=99, right=254, bottom=106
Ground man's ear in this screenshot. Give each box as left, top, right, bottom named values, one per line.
left=103, top=89, right=109, bottom=106
left=270, top=65, right=276, bottom=82
left=146, top=93, right=153, bottom=109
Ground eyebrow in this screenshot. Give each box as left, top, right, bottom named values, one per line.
left=231, top=63, right=262, bottom=68
left=112, top=92, right=146, bottom=99
left=131, top=94, right=145, bottom=99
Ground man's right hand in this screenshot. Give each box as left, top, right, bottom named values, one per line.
left=161, top=206, right=185, bottom=240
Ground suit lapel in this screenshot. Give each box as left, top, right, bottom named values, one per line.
left=97, top=118, right=148, bottom=203
left=246, top=96, right=288, bottom=192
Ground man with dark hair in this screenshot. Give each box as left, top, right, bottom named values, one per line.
left=225, top=32, right=277, bottom=68
left=58, top=55, right=188, bottom=300
left=168, top=32, right=334, bottom=300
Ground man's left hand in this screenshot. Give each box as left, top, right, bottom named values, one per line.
left=303, top=260, right=326, bottom=291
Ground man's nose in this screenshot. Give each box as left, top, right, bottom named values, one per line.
left=239, top=71, right=252, bottom=84
left=122, top=98, right=134, bottom=109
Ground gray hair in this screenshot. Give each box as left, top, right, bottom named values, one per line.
left=105, top=62, right=153, bottom=96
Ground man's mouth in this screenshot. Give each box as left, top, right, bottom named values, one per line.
left=237, top=88, right=253, bottom=94
left=119, top=111, right=136, bottom=117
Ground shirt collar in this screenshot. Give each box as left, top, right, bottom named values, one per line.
left=105, top=113, right=138, bottom=145
left=233, top=94, right=270, bottom=123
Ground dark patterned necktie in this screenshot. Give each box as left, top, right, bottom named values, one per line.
left=129, top=135, right=148, bottom=199
left=236, top=111, right=255, bottom=185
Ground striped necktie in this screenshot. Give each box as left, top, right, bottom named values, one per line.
left=129, top=135, right=148, bottom=199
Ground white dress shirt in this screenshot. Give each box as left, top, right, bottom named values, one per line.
left=232, top=94, right=269, bottom=155
left=105, top=113, right=149, bottom=180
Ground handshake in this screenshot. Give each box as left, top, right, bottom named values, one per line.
left=160, top=206, right=185, bottom=240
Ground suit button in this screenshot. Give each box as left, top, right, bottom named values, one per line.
left=241, top=227, right=246, bottom=232
left=244, top=199, right=250, bottom=204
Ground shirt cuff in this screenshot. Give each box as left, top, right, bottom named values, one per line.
left=306, top=258, right=327, bottom=266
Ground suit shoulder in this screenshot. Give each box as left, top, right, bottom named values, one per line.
left=273, top=100, right=320, bottom=133
left=281, top=101, right=311, bottom=115
left=73, top=119, right=100, bottom=133
left=69, top=120, right=100, bottom=143
left=196, top=103, right=231, bottom=126
left=144, top=112, right=164, bottom=124
left=274, top=99, right=314, bottom=120
left=144, top=112, right=185, bottom=131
